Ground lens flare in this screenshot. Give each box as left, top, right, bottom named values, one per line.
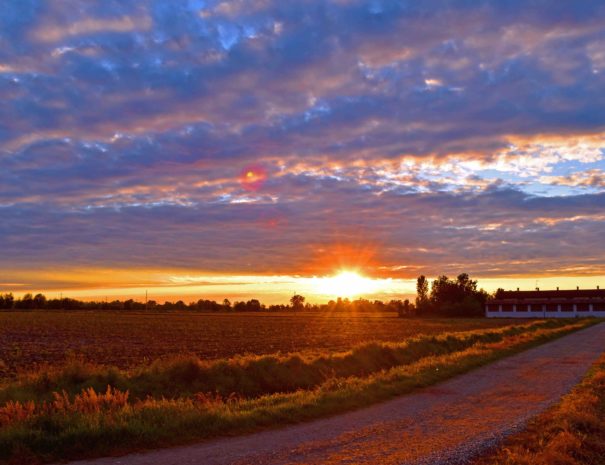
left=239, top=165, right=268, bottom=191
left=310, top=271, right=384, bottom=298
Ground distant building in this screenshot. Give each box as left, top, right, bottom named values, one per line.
left=486, top=287, right=605, bottom=318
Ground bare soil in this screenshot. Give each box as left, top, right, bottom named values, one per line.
left=0, top=311, right=514, bottom=378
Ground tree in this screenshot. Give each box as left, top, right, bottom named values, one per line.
left=428, top=273, right=486, bottom=317
left=430, top=275, right=457, bottom=306
left=33, top=293, right=47, bottom=309
left=223, top=299, right=231, bottom=310
left=415, top=275, right=430, bottom=314
left=0, top=293, right=14, bottom=309
left=397, top=299, right=415, bottom=317
left=15, top=293, right=34, bottom=310
left=290, top=294, right=305, bottom=311
left=456, top=273, right=478, bottom=294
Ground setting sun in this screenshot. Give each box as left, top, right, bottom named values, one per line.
left=310, top=271, right=385, bottom=299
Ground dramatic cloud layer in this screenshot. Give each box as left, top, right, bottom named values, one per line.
left=2, top=0, right=605, bottom=296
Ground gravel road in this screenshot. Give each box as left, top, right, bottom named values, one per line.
left=66, top=322, right=605, bottom=465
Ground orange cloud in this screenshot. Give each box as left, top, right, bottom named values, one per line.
left=32, top=16, right=151, bottom=43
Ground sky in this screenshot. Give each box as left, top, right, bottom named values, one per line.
left=1, top=0, right=605, bottom=303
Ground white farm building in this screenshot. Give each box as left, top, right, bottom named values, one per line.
left=486, top=287, right=605, bottom=318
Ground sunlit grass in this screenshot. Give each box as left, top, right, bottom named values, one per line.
left=0, top=320, right=572, bottom=405
left=0, top=319, right=596, bottom=464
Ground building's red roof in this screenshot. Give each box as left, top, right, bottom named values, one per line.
left=495, top=288, right=605, bottom=300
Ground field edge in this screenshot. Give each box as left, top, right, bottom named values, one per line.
left=0, top=319, right=600, bottom=464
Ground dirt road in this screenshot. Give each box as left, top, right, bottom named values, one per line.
left=66, top=322, right=605, bottom=465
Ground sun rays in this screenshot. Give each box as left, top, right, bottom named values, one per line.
left=309, top=271, right=388, bottom=299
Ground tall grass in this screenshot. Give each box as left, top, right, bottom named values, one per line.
left=0, top=319, right=597, bottom=464
left=0, top=319, right=575, bottom=405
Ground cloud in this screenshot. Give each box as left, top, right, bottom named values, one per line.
left=2, top=0, right=605, bottom=291
left=540, top=169, right=605, bottom=188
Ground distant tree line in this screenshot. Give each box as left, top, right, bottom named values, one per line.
left=0, top=274, right=489, bottom=317
left=0, top=292, right=410, bottom=314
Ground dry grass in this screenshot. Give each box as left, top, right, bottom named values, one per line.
left=0, top=318, right=595, bottom=464
left=0, top=319, right=570, bottom=405
left=473, top=353, right=605, bottom=465
left=0, top=387, right=129, bottom=427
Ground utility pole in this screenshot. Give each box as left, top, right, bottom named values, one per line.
left=145, top=290, right=148, bottom=311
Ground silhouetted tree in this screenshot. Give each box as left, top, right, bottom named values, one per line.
left=0, top=291, right=433, bottom=314
left=0, top=293, right=14, bottom=309
left=33, top=293, right=47, bottom=309
left=232, top=299, right=263, bottom=312
left=397, top=299, right=415, bottom=317
left=426, top=273, right=486, bottom=317
left=15, top=293, right=34, bottom=310
left=191, top=299, right=223, bottom=311
left=456, top=273, right=478, bottom=296
left=415, top=275, right=430, bottom=314
left=290, top=294, right=305, bottom=311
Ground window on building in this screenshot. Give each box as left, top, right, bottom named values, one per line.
left=546, top=303, right=558, bottom=312
left=560, top=302, right=574, bottom=312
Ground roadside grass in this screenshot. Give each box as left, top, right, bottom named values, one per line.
left=0, top=319, right=598, bottom=464
left=472, top=351, right=605, bottom=465
left=0, top=319, right=576, bottom=405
